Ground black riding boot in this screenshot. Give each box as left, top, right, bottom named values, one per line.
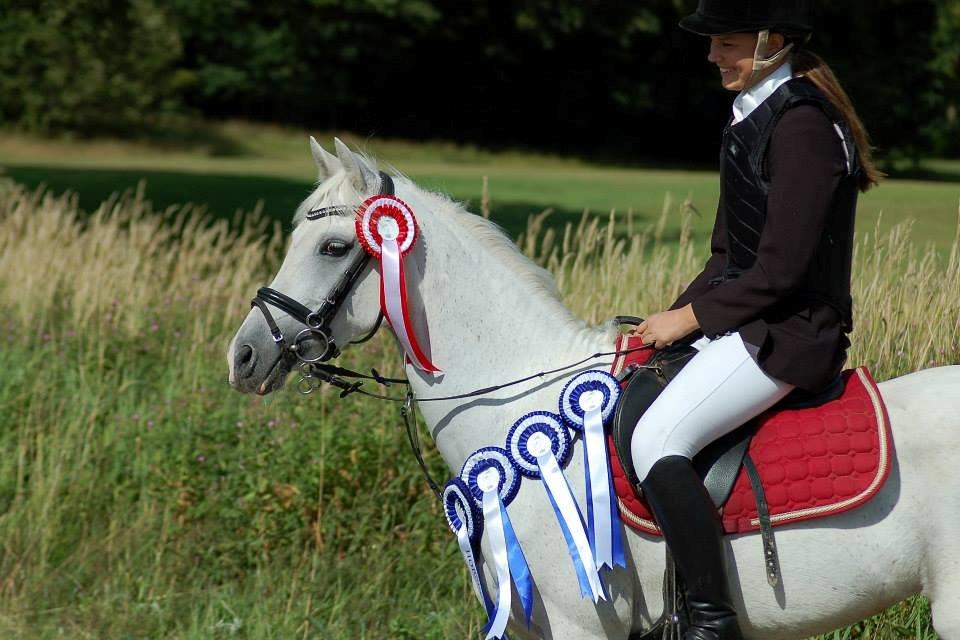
left=640, top=455, right=743, bottom=640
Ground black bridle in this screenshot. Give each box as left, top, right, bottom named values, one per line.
left=250, top=173, right=394, bottom=367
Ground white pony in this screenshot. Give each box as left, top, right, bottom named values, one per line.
left=228, top=139, right=960, bottom=640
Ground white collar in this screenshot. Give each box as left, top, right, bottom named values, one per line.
left=732, top=62, right=794, bottom=124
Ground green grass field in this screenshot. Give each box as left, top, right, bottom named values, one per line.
left=1, top=122, right=958, bottom=249
left=1, top=125, right=959, bottom=639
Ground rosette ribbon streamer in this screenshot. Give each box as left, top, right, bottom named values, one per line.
left=356, top=194, right=440, bottom=373
left=461, top=448, right=532, bottom=640
left=443, top=479, right=496, bottom=617
left=559, top=371, right=626, bottom=573
left=507, top=412, right=605, bottom=602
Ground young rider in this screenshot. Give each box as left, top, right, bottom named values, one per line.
left=630, top=2, right=881, bottom=638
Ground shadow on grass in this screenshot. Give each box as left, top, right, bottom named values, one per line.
left=3, top=165, right=653, bottom=239
left=5, top=165, right=318, bottom=230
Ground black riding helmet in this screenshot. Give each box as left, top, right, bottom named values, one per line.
left=679, top=0, right=814, bottom=37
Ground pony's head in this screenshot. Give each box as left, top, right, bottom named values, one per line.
left=229, top=137, right=578, bottom=396
left=228, top=138, right=387, bottom=395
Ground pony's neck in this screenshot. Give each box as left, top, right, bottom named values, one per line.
left=397, top=193, right=615, bottom=470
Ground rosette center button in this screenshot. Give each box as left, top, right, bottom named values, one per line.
left=579, top=390, right=604, bottom=413
left=527, top=432, right=552, bottom=457
left=477, top=468, right=501, bottom=493
left=377, top=216, right=400, bottom=241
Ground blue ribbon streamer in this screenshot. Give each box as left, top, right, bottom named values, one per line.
left=500, top=500, right=534, bottom=626
left=542, top=473, right=594, bottom=598
left=608, top=470, right=626, bottom=569
left=455, top=526, right=497, bottom=620
left=559, top=373, right=625, bottom=575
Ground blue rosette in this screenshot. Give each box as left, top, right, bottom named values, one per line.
left=506, top=412, right=604, bottom=601
left=460, top=447, right=531, bottom=640
left=506, top=411, right=572, bottom=479
left=559, top=370, right=620, bottom=433
left=444, top=477, right=483, bottom=545
left=558, top=370, right=626, bottom=573
left=443, top=478, right=495, bottom=618
left=461, top=447, right=521, bottom=509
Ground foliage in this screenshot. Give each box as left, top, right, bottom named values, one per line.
left=811, top=0, right=960, bottom=163
left=0, top=0, right=185, bottom=136
left=0, top=181, right=957, bottom=637
left=928, top=0, right=960, bottom=157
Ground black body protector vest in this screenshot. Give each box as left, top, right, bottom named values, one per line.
left=720, top=77, right=860, bottom=330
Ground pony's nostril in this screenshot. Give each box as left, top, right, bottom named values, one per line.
left=235, top=344, right=257, bottom=378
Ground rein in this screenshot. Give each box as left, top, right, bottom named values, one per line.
left=296, top=317, right=651, bottom=500
left=249, top=183, right=652, bottom=499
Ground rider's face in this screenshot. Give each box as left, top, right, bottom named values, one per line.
left=706, top=32, right=791, bottom=92
left=707, top=33, right=758, bottom=91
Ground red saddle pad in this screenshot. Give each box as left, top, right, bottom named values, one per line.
left=608, top=334, right=895, bottom=536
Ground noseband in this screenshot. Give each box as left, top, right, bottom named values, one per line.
left=250, top=172, right=394, bottom=368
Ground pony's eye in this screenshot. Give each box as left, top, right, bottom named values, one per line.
left=319, top=240, right=351, bottom=257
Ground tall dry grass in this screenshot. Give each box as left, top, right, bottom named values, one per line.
left=0, top=180, right=283, bottom=339
left=0, top=180, right=957, bottom=638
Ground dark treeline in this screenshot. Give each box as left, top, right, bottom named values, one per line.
left=1, top=0, right=958, bottom=163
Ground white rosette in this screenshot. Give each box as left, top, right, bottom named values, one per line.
left=559, top=370, right=626, bottom=572
left=443, top=478, right=495, bottom=616
left=506, top=412, right=605, bottom=602
left=461, top=447, right=531, bottom=640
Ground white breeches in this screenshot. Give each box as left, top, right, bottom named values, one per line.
left=630, top=332, right=795, bottom=483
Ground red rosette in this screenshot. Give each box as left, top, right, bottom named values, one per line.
left=356, top=195, right=419, bottom=258
left=353, top=192, right=440, bottom=373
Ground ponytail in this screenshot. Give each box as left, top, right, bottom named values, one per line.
left=791, top=49, right=884, bottom=192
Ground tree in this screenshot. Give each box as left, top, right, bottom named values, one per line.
left=0, top=0, right=184, bottom=136
left=0, top=0, right=957, bottom=161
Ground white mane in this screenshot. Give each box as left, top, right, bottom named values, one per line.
left=294, top=149, right=581, bottom=327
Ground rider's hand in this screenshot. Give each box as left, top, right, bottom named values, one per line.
left=634, top=304, right=700, bottom=349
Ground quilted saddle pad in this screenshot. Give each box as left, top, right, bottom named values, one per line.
left=608, top=334, right=895, bottom=536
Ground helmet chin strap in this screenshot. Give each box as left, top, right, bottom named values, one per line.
left=748, top=29, right=794, bottom=85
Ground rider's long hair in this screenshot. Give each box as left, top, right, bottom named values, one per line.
left=791, top=49, right=883, bottom=192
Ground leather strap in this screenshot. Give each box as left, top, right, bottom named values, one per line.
left=743, top=453, right=781, bottom=587
left=630, top=546, right=684, bottom=640
left=401, top=391, right=442, bottom=500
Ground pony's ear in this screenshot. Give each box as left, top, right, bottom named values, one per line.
left=310, top=136, right=339, bottom=182
left=334, top=137, right=376, bottom=193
